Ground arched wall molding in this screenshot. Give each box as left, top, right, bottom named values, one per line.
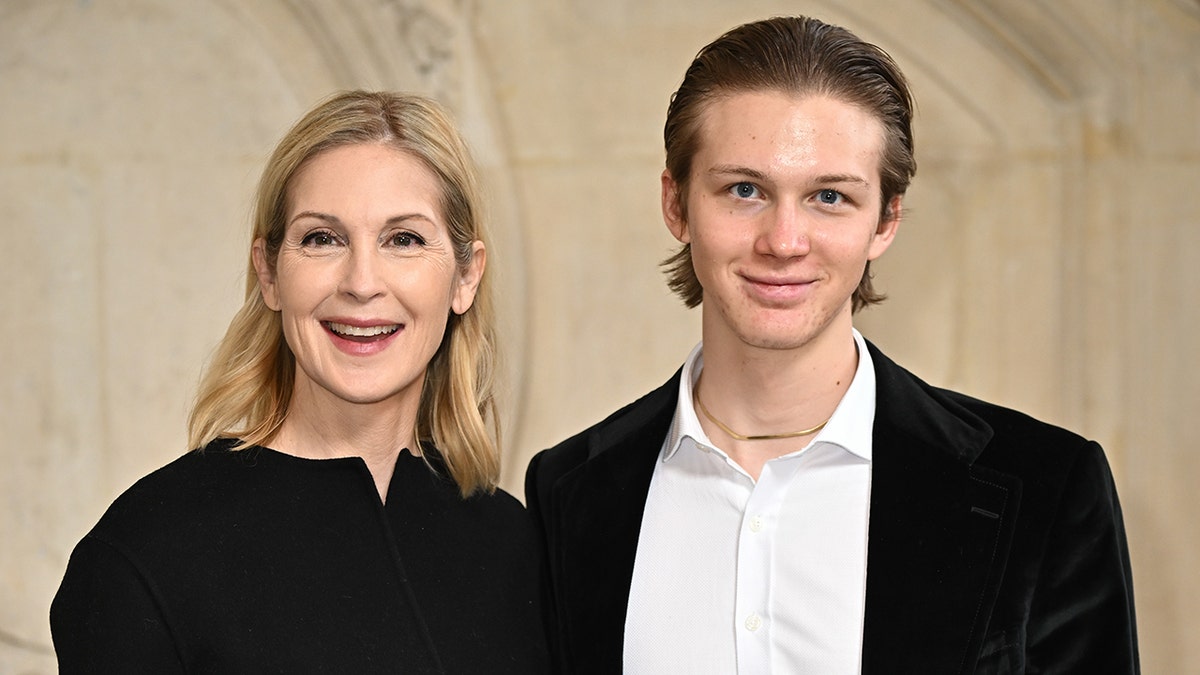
left=935, top=0, right=1121, bottom=102
left=927, top=0, right=1131, bottom=442
left=1166, top=0, right=1200, bottom=22
left=922, top=0, right=1200, bottom=455
left=217, top=0, right=463, bottom=104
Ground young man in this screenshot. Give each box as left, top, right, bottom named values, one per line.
left=526, top=16, right=1138, bottom=674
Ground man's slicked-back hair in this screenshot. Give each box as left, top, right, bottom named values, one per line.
left=660, top=16, right=916, bottom=311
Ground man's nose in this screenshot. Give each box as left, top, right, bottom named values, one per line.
left=756, top=202, right=811, bottom=258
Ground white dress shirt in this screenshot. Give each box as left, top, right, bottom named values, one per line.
left=624, top=329, right=876, bottom=674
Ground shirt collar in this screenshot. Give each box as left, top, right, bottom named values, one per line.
left=663, top=328, right=876, bottom=463
left=663, top=342, right=708, bottom=461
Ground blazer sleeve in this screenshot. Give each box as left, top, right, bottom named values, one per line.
left=50, top=535, right=187, bottom=674
left=1026, top=441, right=1139, bottom=673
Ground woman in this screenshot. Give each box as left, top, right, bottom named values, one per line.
left=51, top=91, right=549, bottom=673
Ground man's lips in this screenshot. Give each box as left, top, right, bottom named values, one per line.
left=742, top=274, right=816, bottom=302
left=745, top=276, right=812, bottom=286
left=743, top=272, right=817, bottom=289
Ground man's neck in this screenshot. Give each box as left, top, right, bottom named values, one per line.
left=695, top=324, right=859, bottom=480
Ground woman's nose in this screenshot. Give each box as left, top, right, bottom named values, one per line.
left=339, top=247, right=386, bottom=301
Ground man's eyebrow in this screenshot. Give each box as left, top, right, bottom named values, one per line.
left=707, top=165, right=769, bottom=181
left=812, top=173, right=872, bottom=188
left=706, top=166, right=872, bottom=188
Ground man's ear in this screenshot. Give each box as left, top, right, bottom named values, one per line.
left=661, top=170, right=690, bottom=244
left=868, top=195, right=902, bottom=261
left=451, top=240, right=486, bottom=315
left=252, top=238, right=281, bottom=311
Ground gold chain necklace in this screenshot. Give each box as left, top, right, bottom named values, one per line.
left=694, top=384, right=831, bottom=441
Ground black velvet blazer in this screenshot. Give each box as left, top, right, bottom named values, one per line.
left=526, top=340, right=1138, bottom=674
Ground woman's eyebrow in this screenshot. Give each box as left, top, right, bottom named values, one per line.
left=287, top=211, right=436, bottom=227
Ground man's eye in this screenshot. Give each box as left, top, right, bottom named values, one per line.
left=817, top=189, right=843, bottom=205
left=731, top=182, right=760, bottom=199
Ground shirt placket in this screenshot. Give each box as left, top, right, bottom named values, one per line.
left=733, top=460, right=793, bottom=674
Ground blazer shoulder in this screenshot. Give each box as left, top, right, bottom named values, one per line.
left=528, top=370, right=682, bottom=489
left=928, top=380, right=1114, bottom=508
left=943, top=389, right=1089, bottom=448
left=868, top=339, right=1094, bottom=470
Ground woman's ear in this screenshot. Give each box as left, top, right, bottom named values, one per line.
left=252, top=238, right=281, bottom=311
left=451, top=240, right=486, bottom=315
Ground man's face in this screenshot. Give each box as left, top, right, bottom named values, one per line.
left=662, top=91, right=898, bottom=354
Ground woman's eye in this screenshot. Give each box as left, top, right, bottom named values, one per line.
left=731, top=182, right=760, bottom=199
left=817, top=189, right=843, bottom=205
left=301, top=231, right=338, bottom=246
left=390, top=232, right=426, bottom=248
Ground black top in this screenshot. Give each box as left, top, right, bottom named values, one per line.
left=51, top=439, right=550, bottom=674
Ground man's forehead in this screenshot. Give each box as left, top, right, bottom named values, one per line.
left=696, top=89, right=883, bottom=135
left=690, top=91, right=886, bottom=179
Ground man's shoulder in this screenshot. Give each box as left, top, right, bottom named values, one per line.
left=530, top=370, right=682, bottom=484
left=868, top=339, right=1096, bottom=471
left=940, top=387, right=1088, bottom=447
left=937, top=387, right=1102, bottom=486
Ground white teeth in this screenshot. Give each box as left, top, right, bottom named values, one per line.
left=327, top=322, right=400, bottom=337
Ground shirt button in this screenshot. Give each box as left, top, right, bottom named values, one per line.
left=749, top=516, right=763, bottom=533
left=745, top=613, right=763, bottom=632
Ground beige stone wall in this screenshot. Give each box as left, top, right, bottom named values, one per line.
left=2, top=0, right=1196, bottom=670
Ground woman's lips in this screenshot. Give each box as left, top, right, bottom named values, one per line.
left=324, top=321, right=400, bottom=340
left=322, top=321, right=403, bottom=353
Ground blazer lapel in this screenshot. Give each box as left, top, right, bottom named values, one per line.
left=861, top=343, right=1022, bottom=674
left=548, top=374, right=679, bottom=674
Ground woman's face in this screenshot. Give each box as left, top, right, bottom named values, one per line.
left=253, top=143, right=484, bottom=412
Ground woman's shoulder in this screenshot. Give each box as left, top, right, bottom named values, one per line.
left=106, top=439, right=255, bottom=499
left=468, top=485, right=533, bottom=528
left=392, top=448, right=535, bottom=541
left=84, top=441, right=284, bottom=548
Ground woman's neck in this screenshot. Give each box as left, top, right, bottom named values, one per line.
left=269, top=381, right=422, bottom=501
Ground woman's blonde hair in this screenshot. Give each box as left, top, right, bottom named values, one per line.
left=188, top=90, right=499, bottom=497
